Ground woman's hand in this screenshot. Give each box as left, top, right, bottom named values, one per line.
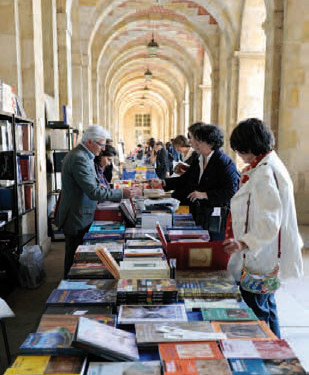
left=187, top=190, right=207, bottom=202
left=122, top=187, right=142, bottom=199
left=223, top=239, right=247, bottom=254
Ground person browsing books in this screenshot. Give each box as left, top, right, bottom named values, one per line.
left=151, top=123, right=239, bottom=240
left=172, top=135, right=199, bottom=175
left=94, top=145, right=115, bottom=188
left=55, top=125, right=141, bottom=278
left=223, top=118, right=303, bottom=338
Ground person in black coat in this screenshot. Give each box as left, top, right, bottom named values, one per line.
left=152, top=141, right=170, bottom=179
left=152, top=123, right=240, bottom=240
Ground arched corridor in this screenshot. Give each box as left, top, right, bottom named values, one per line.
left=0, top=0, right=308, bottom=251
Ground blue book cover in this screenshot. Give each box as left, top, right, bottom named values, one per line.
left=229, top=358, right=269, bottom=375
left=46, top=289, right=117, bottom=306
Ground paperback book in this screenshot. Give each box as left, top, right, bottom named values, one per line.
left=5, top=355, right=87, bottom=375
left=159, top=341, right=224, bottom=361
left=119, top=259, right=170, bottom=279
left=87, top=361, right=161, bottom=375
left=57, top=279, right=118, bottom=291
left=118, top=304, right=187, bottom=324
left=163, top=359, right=232, bottom=375
left=184, top=298, right=243, bottom=312
left=74, top=243, right=123, bottom=263
left=220, top=339, right=297, bottom=359
left=67, top=263, right=113, bottom=279
left=44, top=305, right=113, bottom=315
left=46, top=289, right=117, bottom=306
left=201, top=307, right=257, bottom=321
left=125, top=239, right=162, bottom=249
left=211, top=321, right=278, bottom=340
left=135, top=321, right=226, bottom=346
left=96, top=246, right=121, bottom=279
left=72, top=317, right=139, bottom=361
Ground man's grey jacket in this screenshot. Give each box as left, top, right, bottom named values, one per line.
left=55, top=144, right=122, bottom=235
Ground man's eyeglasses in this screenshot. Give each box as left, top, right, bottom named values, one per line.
left=94, top=141, right=106, bottom=148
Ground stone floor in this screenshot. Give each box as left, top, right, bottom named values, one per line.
left=0, top=226, right=309, bottom=374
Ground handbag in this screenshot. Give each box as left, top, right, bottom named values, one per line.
left=240, top=171, right=281, bottom=294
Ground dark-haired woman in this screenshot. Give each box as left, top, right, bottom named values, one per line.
left=172, top=135, right=199, bottom=175
left=223, top=118, right=303, bottom=338
left=94, top=146, right=115, bottom=188
left=152, top=123, right=239, bottom=240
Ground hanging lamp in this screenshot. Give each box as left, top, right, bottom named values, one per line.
left=144, top=68, right=153, bottom=81
left=147, top=33, right=159, bottom=57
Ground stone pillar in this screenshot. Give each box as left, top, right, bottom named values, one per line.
left=81, top=50, right=90, bottom=128
left=200, top=84, right=212, bottom=123
left=235, top=51, right=265, bottom=121
left=0, top=0, right=19, bottom=92
left=210, top=67, right=219, bottom=125
left=278, top=0, right=309, bottom=224
left=56, top=1, right=72, bottom=124
left=18, top=0, right=49, bottom=252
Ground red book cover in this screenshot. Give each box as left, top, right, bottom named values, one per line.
left=19, top=159, right=29, bottom=181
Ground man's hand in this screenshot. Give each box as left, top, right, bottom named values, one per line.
left=122, top=187, right=142, bottom=199
left=187, top=190, right=207, bottom=202
left=223, top=239, right=247, bottom=254
left=150, top=178, right=163, bottom=188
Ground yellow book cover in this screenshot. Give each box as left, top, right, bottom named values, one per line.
left=5, top=355, right=50, bottom=374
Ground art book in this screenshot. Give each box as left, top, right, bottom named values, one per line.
left=184, top=298, right=243, bottom=312
left=211, top=321, right=278, bottom=340
left=163, top=359, right=232, bottom=375
left=220, top=339, right=297, bottom=359
left=135, top=322, right=227, bottom=346
left=19, top=329, right=81, bottom=356
left=72, top=317, right=139, bottom=361
left=118, top=304, right=187, bottom=324
left=5, top=355, right=87, bottom=375
left=87, top=361, right=161, bottom=375
left=57, top=279, right=118, bottom=291
left=201, top=307, right=257, bottom=321
left=46, top=289, right=117, bottom=306
left=37, top=314, right=115, bottom=334
left=159, top=342, right=223, bottom=361
left=228, top=358, right=306, bottom=375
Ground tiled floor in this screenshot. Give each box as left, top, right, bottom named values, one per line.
left=1, top=226, right=309, bottom=373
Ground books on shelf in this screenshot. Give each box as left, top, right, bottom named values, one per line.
left=87, top=361, right=161, bottom=375
left=15, top=123, right=33, bottom=151
left=72, top=317, right=139, bottom=361
left=118, top=304, right=187, bottom=324
left=201, top=307, right=257, bottom=321
left=67, top=263, right=113, bottom=279
left=49, top=129, right=69, bottom=150
left=219, top=339, right=297, bottom=359
left=163, top=359, right=232, bottom=375
left=17, top=155, right=35, bottom=182
left=46, top=288, right=117, bottom=306
left=0, top=80, right=16, bottom=114
left=119, top=259, right=170, bottom=279
left=211, top=321, right=278, bottom=340
left=0, top=120, right=13, bottom=151
left=4, top=355, right=87, bottom=375
left=159, top=342, right=224, bottom=361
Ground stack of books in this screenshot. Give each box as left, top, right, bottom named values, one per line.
left=119, top=259, right=170, bottom=279
left=74, top=243, right=123, bottom=263
left=116, top=279, right=178, bottom=305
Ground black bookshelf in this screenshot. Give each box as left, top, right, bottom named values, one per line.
left=0, top=111, right=37, bottom=297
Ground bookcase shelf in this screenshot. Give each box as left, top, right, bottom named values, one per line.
left=0, top=112, right=37, bottom=297
left=46, top=121, right=79, bottom=241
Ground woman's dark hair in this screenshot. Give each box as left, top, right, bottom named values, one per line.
left=147, top=137, right=156, bottom=148
left=193, top=124, right=224, bottom=150
left=94, top=145, right=116, bottom=164
left=173, top=135, right=190, bottom=148
left=230, top=118, right=275, bottom=155
left=155, top=141, right=165, bottom=148
left=188, top=122, right=203, bottom=138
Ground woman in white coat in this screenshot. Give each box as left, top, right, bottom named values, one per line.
left=223, top=118, right=303, bottom=338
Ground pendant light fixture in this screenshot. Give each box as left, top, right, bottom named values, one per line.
left=144, top=68, right=153, bottom=81
left=147, top=33, right=159, bottom=57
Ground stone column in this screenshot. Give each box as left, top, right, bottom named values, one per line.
left=81, top=49, right=90, bottom=128
left=200, top=84, right=212, bottom=123
left=56, top=1, right=72, bottom=124
left=18, top=0, right=49, bottom=253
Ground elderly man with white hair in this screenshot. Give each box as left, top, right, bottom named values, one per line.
left=55, top=125, right=140, bottom=277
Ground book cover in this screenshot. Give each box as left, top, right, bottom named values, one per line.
left=5, top=355, right=87, bottom=375
left=184, top=298, right=243, bottom=312
left=37, top=314, right=115, bottom=333
left=118, top=304, right=187, bottom=324
left=126, top=239, right=162, bottom=248
left=19, top=329, right=80, bottom=355
left=159, top=342, right=223, bottom=361
left=44, top=305, right=113, bottom=315
left=263, top=358, right=306, bottom=375
left=163, top=359, right=232, bottom=375
left=211, top=321, right=278, bottom=340
left=96, top=246, right=121, bottom=279
left=135, top=321, right=226, bottom=346
left=220, top=339, right=297, bottom=359
left=57, top=279, right=118, bottom=291
left=201, top=308, right=257, bottom=321
left=228, top=358, right=269, bottom=375
left=46, top=289, right=117, bottom=306
left=72, top=317, right=139, bottom=361
left=117, top=279, right=177, bottom=293
left=87, top=361, right=161, bottom=375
